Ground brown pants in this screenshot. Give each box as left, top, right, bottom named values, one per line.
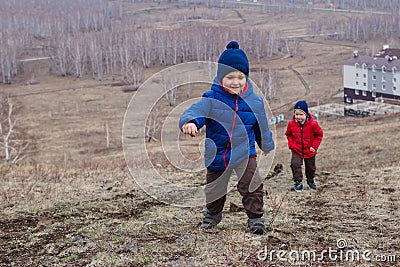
left=205, top=157, right=264, bottom=218
left=290, top=152, right=316, bottom=183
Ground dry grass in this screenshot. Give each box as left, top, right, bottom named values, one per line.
left=1, top=165, right=398, bottom=266
left=0, top=161, right=132, bottom=211
left=0, top=1, right=399, bottom=266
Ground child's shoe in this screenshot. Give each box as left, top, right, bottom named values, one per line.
left=200, top=210, right=222, bottom=229
left=291, top=182, right=303, bottom=192
left=306, top=179, right=317, bottom=190
left=248, top=218, right=267, bottom=235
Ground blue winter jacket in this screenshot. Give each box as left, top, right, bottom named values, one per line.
left=179, top=78, right=274, bottom=170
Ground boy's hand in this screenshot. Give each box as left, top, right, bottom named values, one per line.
left=182, top=122, right=198, bottom=137
left=310, top=147, right=315, bottom=152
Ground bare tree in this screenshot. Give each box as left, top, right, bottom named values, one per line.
left=257, top=68, right=280, bottom=100
left=268, top=68, right=281, bottom=99
left=88, top=35, right=103, bottom=80
left=0, top=93, right=28, bottom=165
left=283, top=39, right=300, bottom=57
left=162, top=68, right=179, bottom=106
left=122, top=63, right=143, bottom=91
left=256, top=68, right=268, bottom=99
left=138, top=31, right=153, bottom=68
left=105, top=122, right=110, bottom=148
left=145, top=108, right=160, bottom=142
left=0, top=38, right=18, bottom=84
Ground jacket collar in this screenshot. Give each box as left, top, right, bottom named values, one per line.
left=219, top=81, right=249, bottom=96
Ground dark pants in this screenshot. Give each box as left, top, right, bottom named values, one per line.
left=205, top=157, right=264, bottom=218
left=290, top=152, right=316, bottom=183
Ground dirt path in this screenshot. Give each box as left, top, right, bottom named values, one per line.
left=287, top=55, right=309, bottom=95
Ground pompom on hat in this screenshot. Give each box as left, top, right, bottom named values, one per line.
left=294, top=100, right=309, bottom=115
left=217, top=40, right=249, bottom=82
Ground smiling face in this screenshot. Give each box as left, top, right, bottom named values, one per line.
left=294, top=109, right=307, bottom=123
left=221, top=71, right=247, bottom=95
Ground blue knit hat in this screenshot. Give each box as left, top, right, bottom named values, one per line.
left=294, top=100, right=309, bottom=115
left=217, top=40, right=249, bottom=82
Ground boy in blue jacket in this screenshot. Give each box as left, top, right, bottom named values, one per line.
left=179, top=41, right=275, bottom=234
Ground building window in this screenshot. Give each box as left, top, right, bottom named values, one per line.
left=363, top=82, right=367, bottom=87
left=355, top=81, right=359, bottom=86
left=382, top=66, right=386, bottom=73
left=356, top=73, right=359, bottom=77
left=372, top=75, right=377, bottom=80
left=382, top=84, right=386, bottom=90
left=372, top=83, right=376, bottom=89
left=382, top=76, right=386, bottom=82
left=363, top=74, right=367, bottom=78
left=362, top=91, right=367, bottom=96
left=355, top=89, right=359, bottom=95
left=372, top=64, right=376, bottom=72
left=355, top=63, right=359, bottom=69
left=394, top=77, right=397, bottom=83
left=394, top=86, right=397, bottom=91
left=393, top=67, right=397, bottom=74
left=372, top=92, right=376, bottom=97
left=362, top=63, right=367, bottom=69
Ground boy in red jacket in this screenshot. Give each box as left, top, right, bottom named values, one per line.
left=285, top=100, right=323, bottom=192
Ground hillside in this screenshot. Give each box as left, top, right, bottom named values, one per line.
left=1, top=144, right=399, bottom=266
left=0, top=0, right=400, bottom=266
left=1, top=91, right=399, bottom=265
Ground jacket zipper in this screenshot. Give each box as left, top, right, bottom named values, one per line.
left=300, top=125, right=304, bottom=158
left=223, top=96, right=239, bottom=168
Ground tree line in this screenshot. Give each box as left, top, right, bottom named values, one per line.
left=1, top=0, right=400, bottom=84
left=309, top=13, right=400, bottom=44
left=0, top=1, right=284, bottom=83
left=50, top=26, right=282, bottom=81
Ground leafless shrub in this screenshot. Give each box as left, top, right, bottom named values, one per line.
left=145, top=108, right=161, bottom=142
left=122, top=63, right=144, bottom=92
left=162, top=68, right=179, bottom=107
left=266, top=188, right=289, bottom=228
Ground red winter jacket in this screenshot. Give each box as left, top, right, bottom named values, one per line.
left=285, top=113, right=323, bottom=158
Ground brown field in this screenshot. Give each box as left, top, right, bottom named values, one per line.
left=0, top=2, right=399, bottom=266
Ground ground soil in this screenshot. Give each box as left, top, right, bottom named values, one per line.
left=0, top=1, right=399, bottom=266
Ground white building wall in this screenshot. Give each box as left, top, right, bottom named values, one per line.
left=343, top=65, right=368, bottom=91
left=358, top=67, right=368, bottom=91
left=394, top=72, right=400, bottom=96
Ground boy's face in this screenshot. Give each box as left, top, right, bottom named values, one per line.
left=294, top=109, right=307, bottom=123
left=222, top=71, right=246, bottom=94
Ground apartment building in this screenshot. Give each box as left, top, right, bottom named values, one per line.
left=343, top=46, right=400, bottom=103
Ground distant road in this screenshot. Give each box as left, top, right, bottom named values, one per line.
left=17, top=57, right=51, bottom=62
left=230, top=1, right=390, bottom=15
left=280, top=33, right=339, bottom=39
left=287, top=56, right=310, bottom=96
left=311, top=7, right=390, bottom=15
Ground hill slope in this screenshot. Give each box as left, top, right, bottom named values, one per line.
left=0, top=164, right=398, bottom=266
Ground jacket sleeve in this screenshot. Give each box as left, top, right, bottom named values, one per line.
left=285, top=121, right=301, bottom=152
left=285, top=123, right=294, bottom=149
left=179, top=94, right=212, bottom=130
left=285, top=124, right=292, bottom=148
left=311, top=121, right=323, bottom=150
left=254, top=100, right=275, bottom=152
